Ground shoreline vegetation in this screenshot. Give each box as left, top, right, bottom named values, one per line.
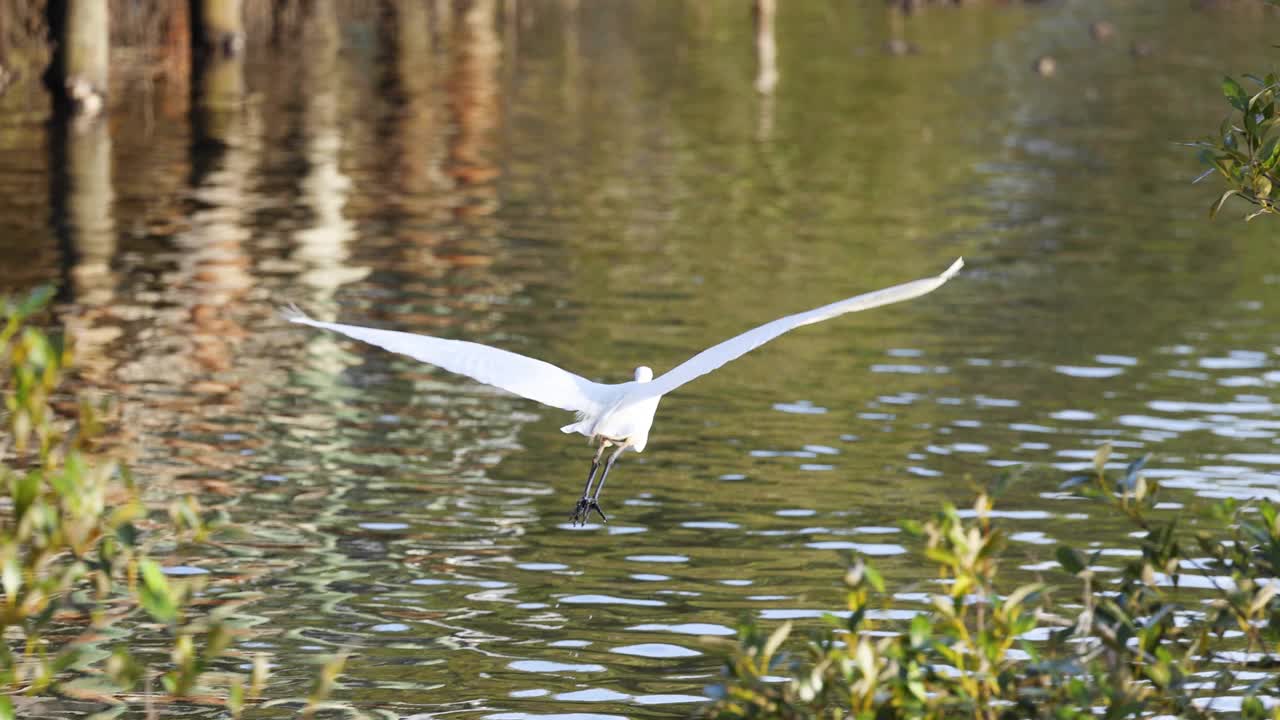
left=0, top=287, right=341, bottom=718
left=704, top=451, right=1280, bottom=719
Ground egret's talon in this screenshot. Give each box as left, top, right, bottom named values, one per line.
left=570, top=498, right=606, bottom=526
left=570, top=499, right=588, bottom=526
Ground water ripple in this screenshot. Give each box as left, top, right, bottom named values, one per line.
left=507, top=661, right=607, bottom=674
left=559, top=595, right=666, bottom=607
left=610, top=643, right=700, bottom=658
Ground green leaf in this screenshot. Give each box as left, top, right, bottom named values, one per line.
left=1121, top=455, right=1148, bottom=490
left=229, top=681, right=245, bottom=718
left=1261, top=136, right=1280, bottom=170
left=1092, top=443, right=1112, bottom=476
left=818, top=611, right=847, bottom=630
left=1210, top=189, right=1240, bottom=218
left=1059, top=475, right=1091, bottom=491
left=115, top=522, right=139, bottom=548
left=14, top=285, right=55, bottom=319
left=0, top=695, right=13, bottom=720
left=250, top=653, right=270, bottom=696
left=304, top=654, right=348, bottom=715
left=49, top=451, right=84, bottom=496
left=1056, top=546, right=1086, bottom=574
left=1245, top=105, right=1260, bottom=138
left=1254, top=174, right=1273, bottom=199
left=762, top=621, right=791, bottom=662
left=203, top=623, right=233, bottom=662
left=907, top=676, right=927, bottom=703
left=1248, top=87, right=1275, bottom=119
left=863, top=563, right=885, bottom=593
left=51, top=647, right=82, bottom=672
left=20, top=327, right=52, bottom=370
left=107, top=647, right=144, bottom=690
left=1003, top=583, right=1045, bottom=610
left=0, top=546, right=20, bottom=601
left=10, top=470, right=39, bottom=524
left=138, top=560, right=178, bottom=624
left=909, top=614, right=930, bottom=646
left=1260, top=502, right=1278, bottom=531
left=1223, top=76, right=1249, bottom=111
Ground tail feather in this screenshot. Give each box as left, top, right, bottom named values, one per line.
left=560, top=411, right=593, bottom=437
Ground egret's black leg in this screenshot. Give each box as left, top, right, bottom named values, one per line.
left=586, top=446, right=627, bottom=522
left=580, top=445, right=605, bottom=497
left=571, top=443, right=608, bottom=526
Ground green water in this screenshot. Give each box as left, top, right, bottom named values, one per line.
left=2, top=1, right=1279, bottom=717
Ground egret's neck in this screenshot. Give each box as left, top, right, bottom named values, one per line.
left=633, top=366, right=653, bottom=383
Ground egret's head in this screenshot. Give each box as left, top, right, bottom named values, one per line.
left=634, top=366, right=653, bottom=383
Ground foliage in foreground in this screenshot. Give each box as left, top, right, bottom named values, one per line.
left=705, top=447, right=1280, bottom=719
left=0, top=288, right=344, bottom=717
left=1190, top=70, right=1280, bottom=221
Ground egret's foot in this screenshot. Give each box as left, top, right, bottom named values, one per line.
left=570, top=497, right=607, bottom=526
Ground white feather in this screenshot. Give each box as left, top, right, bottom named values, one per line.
left=282, top=310, right=613, bottom=415
left=284, top=258, right=964, bottom=454
left=636, top=258, right=964, bottom=398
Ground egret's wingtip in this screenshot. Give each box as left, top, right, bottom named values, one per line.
left=942, top=257, right=964, bottom=279
left=279, top=303, right=310, bottom=323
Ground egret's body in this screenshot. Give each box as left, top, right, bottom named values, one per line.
left=563, top=377, right=661, bottom=452
left=285, top=258, right=964, bottom=524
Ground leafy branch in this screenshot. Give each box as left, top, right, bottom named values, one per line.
left=1187, top=73, right=1280, bottom=221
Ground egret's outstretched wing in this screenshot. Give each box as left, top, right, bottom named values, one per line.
left=283, top=307, right=610, bottom=414
left=639, top=258, right=964, bottom=399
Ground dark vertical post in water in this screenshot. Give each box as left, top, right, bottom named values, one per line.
left=47, top=0, right=115, bottom=307
left=290, top=0, right=364, bottom=302
left=50, top=87, right=116, bottom=308
left=448, top=0, right=502, bottom=207
left=387, top=0, right=439, bottom=199
left=179, top=1, right=255, bottom=382
left=190, top=0, right=245, bottom=146
left=45, top=0, right=110, bottom=115
left=754, top=0, right=778, bottom=95
left=754, top=0, right=778, bottom=141
left=559, top=0, right=580, bottom=117
left=192, top=0, right=245, bottom=56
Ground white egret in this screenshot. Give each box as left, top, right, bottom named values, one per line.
left=284, top=257, right=963, bottom=525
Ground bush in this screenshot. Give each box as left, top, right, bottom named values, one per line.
left=0, top=287, right=265, bottom=717
left=704, top=446, right=1280, bottom=719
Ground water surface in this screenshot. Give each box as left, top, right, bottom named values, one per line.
left=2, top=1, right=1279, bottom=717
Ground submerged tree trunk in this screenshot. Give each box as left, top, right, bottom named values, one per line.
left=46, top=0, right=109, bottom=115
left=192, top=0, right=244, bottom=56
left=754, top=0, right=778, bottom=95
left=51, top=97, right=115, bottom=309
left=191, top=0, right=244, bottom=145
